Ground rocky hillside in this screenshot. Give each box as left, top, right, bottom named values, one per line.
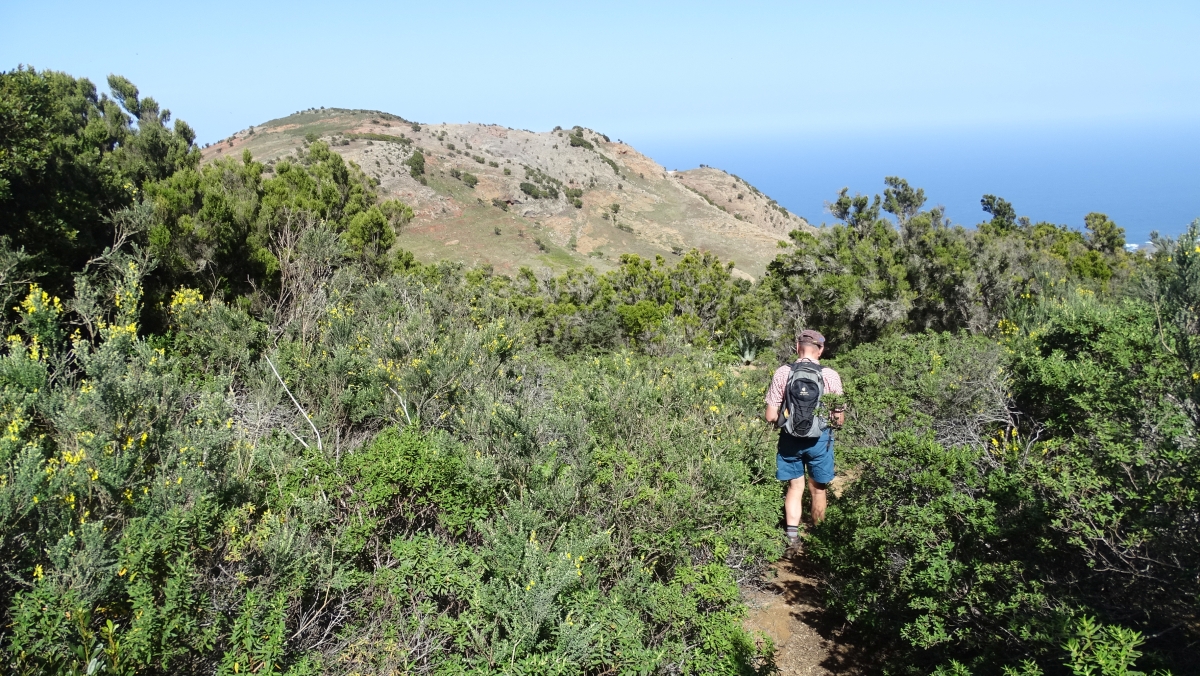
left=203, top=108, right=812, bottom=279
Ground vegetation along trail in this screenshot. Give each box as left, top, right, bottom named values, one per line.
left=2, top=68, right=1199, bottom=675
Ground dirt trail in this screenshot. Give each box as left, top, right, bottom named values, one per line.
left=743, top=553, right=877, bottom=675
left=743, top=471, right=878, bottom=674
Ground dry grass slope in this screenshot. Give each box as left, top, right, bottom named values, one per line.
left=203, top=108, right=813, bottom=279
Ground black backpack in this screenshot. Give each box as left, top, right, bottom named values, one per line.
left=778, top=361, right=826, bottom=438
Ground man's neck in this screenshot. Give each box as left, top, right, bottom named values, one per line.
left=796, top=355, right=820, bottom=363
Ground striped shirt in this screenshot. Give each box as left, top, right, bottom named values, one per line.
left=765, top=358, right=844, bottom=408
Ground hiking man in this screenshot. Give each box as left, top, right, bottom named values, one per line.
left=764, top=329, right=845, bottom=547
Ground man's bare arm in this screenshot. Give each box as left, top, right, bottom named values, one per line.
left=765, top=404, right=779, bottom=423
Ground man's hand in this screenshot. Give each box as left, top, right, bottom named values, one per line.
left=831, top=409, right=846, bottom=428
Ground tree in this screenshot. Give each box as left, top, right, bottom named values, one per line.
left=0, top=67, right=198, bottom=297
left=1084, top=212, right=1125, bottom=254
left=882, top=176, right=926, bottom=226
left=345, top=205, right=395, bottom=274
left=902, top=207, right=986, bottom=332
left=980, top=194, right=1016, bottom=232
left=379, top=199, right=413, bottom=231
left=144, top=141, right=383, bottom=301
left=105, top=74, right=141, bottom=117
left=768, top=215, right=912, bottom=349
left=829, top=188, right=882, bottom=232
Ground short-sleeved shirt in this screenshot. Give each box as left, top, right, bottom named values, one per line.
left=765, top=358, right=844, bottom=408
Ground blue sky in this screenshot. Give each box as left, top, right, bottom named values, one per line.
left=4, top=0, right=1199, bottom=237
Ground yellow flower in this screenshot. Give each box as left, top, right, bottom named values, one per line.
left=170, top=288, right=204, bottom=313
left=33, top=564, right=42, bottom=580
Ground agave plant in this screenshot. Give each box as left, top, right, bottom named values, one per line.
left=737, top=333, right=764, bottom=365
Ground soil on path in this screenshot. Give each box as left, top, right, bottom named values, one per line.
left=743, top=551, right=881, bottom=675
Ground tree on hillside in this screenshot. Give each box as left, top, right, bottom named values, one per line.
left=405, top=150, right=425, bottom=178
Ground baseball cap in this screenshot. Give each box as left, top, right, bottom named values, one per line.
left=798, top=329, right=825, bottom=346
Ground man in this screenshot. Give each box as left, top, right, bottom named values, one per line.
left=764, top=329, right=845, bottom=548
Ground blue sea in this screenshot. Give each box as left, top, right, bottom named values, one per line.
left=633, top=122, right=1200, bottom=247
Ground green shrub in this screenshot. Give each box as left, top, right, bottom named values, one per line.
left=594, top=152, right=621, bottom=175
left=0, top=260, right=781, bottom=672
left=348, top=132, right=412, bottom=146
left=808, top=294, right=1197, bottom=672
left=406, top=150, right=425, bottom=177
left=809, top=432, right=1057, bottom=664
left=568, top=134, right=593, bottom=150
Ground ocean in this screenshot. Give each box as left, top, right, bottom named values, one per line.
left=633, top=122, right=1200, bottom=247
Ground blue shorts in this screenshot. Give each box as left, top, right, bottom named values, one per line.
left=776, top=427, right=835, bottom=484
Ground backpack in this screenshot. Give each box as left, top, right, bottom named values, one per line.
left=778, top=361, right=826, bottom=438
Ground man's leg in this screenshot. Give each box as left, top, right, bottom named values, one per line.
left=784, top=476, right=806, bottom=528
left=805, top=430, right=834, bottom=524
left=807, top=478, right=828, bottom=523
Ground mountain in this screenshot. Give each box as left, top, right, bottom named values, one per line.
left=201, top=108, right=812, bottom=279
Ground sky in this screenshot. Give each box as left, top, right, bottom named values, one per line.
left=3, top=0, right=1198, bottom=240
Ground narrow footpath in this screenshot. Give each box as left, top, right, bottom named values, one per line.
left=743, top=553, right=876, bottom=675
left=742, top=475, right=880, bottom=674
